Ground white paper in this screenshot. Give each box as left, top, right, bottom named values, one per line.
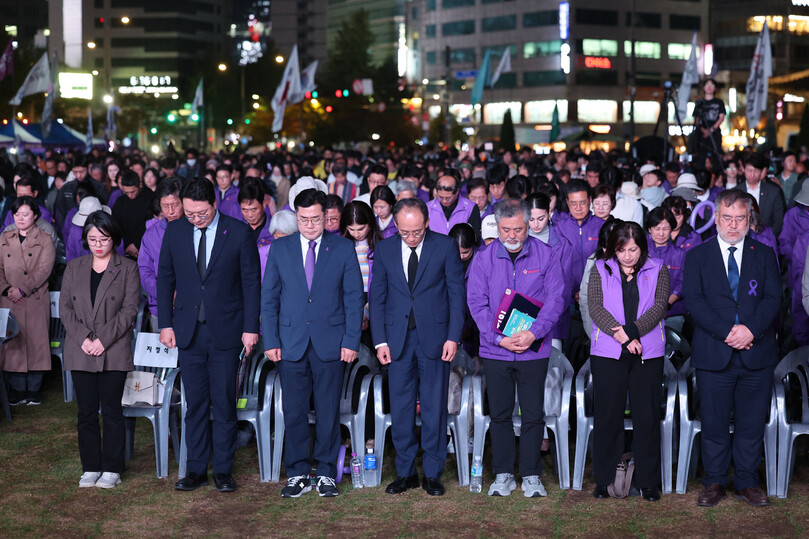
left=49, top=291, right=60, bottom=318
left=134, top=332, right=178, bottom=368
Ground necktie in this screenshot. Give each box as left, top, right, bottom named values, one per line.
left=197, top=227, right=207, bottom=322
left=727, top=246, right=739, bottom=300
left=305, top=240, right=316, bottom=291
left=407, top=247, right=418, bottom=330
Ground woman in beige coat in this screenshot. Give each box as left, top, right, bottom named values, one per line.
left=60, top=211, right=140, bottom=489
left=0, top=197, right=55, bottom=405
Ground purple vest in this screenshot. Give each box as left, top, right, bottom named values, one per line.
left=427, top=197, right=475, bottom=235
left=590, top=258, right=666, bottom=360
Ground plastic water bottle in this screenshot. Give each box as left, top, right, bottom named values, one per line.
left=470, top=456, right=483, bottom=493
left=350, top=452, right=364, bottom=488
left=363, top=447, right=377, bottom=487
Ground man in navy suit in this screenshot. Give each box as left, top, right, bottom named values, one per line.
left=737, top=152, right=786, bottom=236
left=683, top=188, right=781, bottom=508
left=157, top=179, right=260, bottom=493
left=261, top=188, right=364, bottom=498
left=369, top=197, right=466, bottom=496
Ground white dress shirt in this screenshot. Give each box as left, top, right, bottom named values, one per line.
left=716, top=235, right=744, bottom=277
left=401, top=236, right=425, bottom=281
left=746, top=181, right=761, bottom=204
left=300, top=233, right=323, bottom=267
left=193, top=211, right=219, bottom=267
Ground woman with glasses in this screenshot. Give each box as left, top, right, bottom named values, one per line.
left=60, top=211, right=141, bottom=489
left=0, top=197, right=56, bottom=405
left=592, top=185, right=617, bottom=222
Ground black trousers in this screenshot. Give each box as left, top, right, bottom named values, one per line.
left=72, top=370, right=128, bottom=474
left=591, top=355, right=663, bottom=488
left=482, top=358, right=548, bottom=477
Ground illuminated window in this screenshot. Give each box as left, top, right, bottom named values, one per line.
left=483, top=102, right=521, bottom=125
left=622, top=101, right=661, bottom=124
left=524, top=100, right=569, bottom=123
left=748, top=15, right=809, bottom=35
left=581, top=39, right=618, bottom=57
left=667, top=43, right=693, bottom=60
left=624, top=41, right=661, bottom=59
left=524, top=40, right=562, bottom=58
left=577, top=99, right=618, bottom=123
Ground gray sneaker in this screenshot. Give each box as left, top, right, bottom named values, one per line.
left=488, top=473, right=517, bottom=496
left=79, top=471, right=101, bottom=488
left=522, top=475, right=547, bottom=497
left=95, top=472, right=121, bottom=489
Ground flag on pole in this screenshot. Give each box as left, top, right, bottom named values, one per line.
left=271, top=45, right=301, bottom=133
left=0, top=40, right=14, bottom=83
left=85, top=107, right=93, bottom=154
left=191, top=78, right=203, bottom=115
left=41, top=53, right=59, bottom=139
left=677, top=31, right=699, bottom=122
left=490, top=47, right=512, bottom=87
left=291, top=60, right=318, bottom=104
left=106, top=98, right=118, bottom=143
left=9, top=52, right=50, bottom=106
left=550, top=103, right=560, bottom=142
left=470, top=50, right=491, bottom=106
left=746, top=23, right=772, bottom=130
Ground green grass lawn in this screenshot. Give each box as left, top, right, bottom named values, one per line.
left=2, top=376, right=809, bottom=538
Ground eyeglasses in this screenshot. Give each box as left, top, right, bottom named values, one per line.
left=399, top=229, right=425, bottom=239
left=87, top=236, right=112, bottom=246
left=297, top=216, right=323, bottom=226
left=185, top=209, right=211, bottom=221
left=719, top=214, right=748, bottom=225
left=324, top=217, right=341, bottom=224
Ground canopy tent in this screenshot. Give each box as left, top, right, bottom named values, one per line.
left=0, top=120, right=42, bottom=144
left=60, top=123, right=106, bottom=148
left=20, top=122, right=81, bottom=146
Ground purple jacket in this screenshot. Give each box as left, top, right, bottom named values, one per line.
left=219, top=197, right=243, bottom=221
left=62, top=207, right=78, bottom=239
left=555, top=212, right=603, bottom=293
left=108, top=188, right=123, bottom=210
left=480, top=203, right=494, bottom=221
left=791, top=233, right=809, bottom=345
left=259, top=243, right=271, bottom=283
left=750, top=227, right=777, bottom=258
left=216, top=184, right=238, bottom=206
left=3, top=204, right=54, bottom=228
left=647, top=237, right=686, bottom=316
left=467, top=236, right=565, bottom=361
left=779, top=205, right=809, bottom=264
left=672, top=223, right=702, bottom=251
left=138, top=218, right=167, bottom=312
left=537, top=226, right=574, bottom=339
left=378, top=216, right=398, bottom=238
left=590, top=258, right=666, bottom=360
left=427, top=197, right=475, bottom=235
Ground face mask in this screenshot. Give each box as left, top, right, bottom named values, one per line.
left=641, top=185, right=666, bottom=208
left=187, top=159, right=197, bottom=167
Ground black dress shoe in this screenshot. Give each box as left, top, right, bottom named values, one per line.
left=385, top=474, right=419, bottom=494
left=214, top=473, right=237, bottom=492
left=175, top=472, right=209, bottom=491
left=422, top=477, right=445, bottom=496
left=641, top=486, right=661, bottom=502
left=593, top=485, right=610, bottom=499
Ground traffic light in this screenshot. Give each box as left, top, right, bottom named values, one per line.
left=325, top=105, right=333, bottom=113
left=167, top=113, right=176, bottom=122
left=312, top=91, right=318, bottom=98
left=150, top=127, right=158, bottom=134
left=226, top=118, right=233, bottom=125
left=305, top=91, right=312, bottom=99
left=335, top=90, right=342, bottom=98
left=191, top=113, right=199, bottom=122
left=245, top=118, right=251, bottom=124
left=342, top=89, right=349, bottom=97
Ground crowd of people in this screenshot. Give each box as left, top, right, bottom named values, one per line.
left=0, top=130, right=803, bottom=507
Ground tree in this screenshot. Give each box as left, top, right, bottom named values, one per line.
left=499, top=109, right=515, bottom=152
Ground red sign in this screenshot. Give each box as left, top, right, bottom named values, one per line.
left=352, top=79, right=364, bottom=94
left=584, top=56, right=612, bottom=69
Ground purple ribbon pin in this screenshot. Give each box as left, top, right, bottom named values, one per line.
left=748, top=280, right=758, bottom=296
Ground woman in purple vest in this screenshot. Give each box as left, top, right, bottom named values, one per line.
left=587, top=221, right=670, bottom=502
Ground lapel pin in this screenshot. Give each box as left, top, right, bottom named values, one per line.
left=748, top=280, right=758, bottom=296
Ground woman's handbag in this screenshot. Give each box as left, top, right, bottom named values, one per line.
left=121, top=371, right=162, bottom=406
left=607, top=453, right=635, bottom=498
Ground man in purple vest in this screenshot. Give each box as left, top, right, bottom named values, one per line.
left=426, top=170, right=481, bottom=236
left=556, top=180, right=604, bottom=297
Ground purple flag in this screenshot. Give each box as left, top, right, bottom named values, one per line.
left=0, top=40, right=13, bottom=83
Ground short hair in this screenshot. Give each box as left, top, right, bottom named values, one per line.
left=486, top=162, right=509, bottom=185
left=367, top=163, right=387, bottom=178
left=715, top=187, right=753, bottom=214
left=467, top=176, right=488, bottom=194
left=82, top=210, right=123, bottom=250
left=120, top=170, right=140, bottom=188
left=448, top=223, right=477, bottom=250
left=215, top=163, right=233, bottom=175
left=73, top=155, right=90, bottom=169
left=744, top=152, right=768, bottom=171
left=332, top=161, right=347, bottom=176
left=393, top=197, right=429, bottom=223
left=396, top=180, right=417, bottom=195
left=592, top=184, right=616, bottom=208
left=401, top=164, right=424, bottom=181
left=14, top=176, right=36, bottom=193
left=506, top=175, right=532, bottom=199
left=599, top=166, right=624, bottom=190
left=604, top=221, right=648, bottom=275
left=269, top=210, right=298, bottom=236
left=693, top=169, right=712, bottom=191
left=161, top=156, right=177, bottom=169
left=493, top=198, right=530, bottom=224
left=370, top=185, right=396, bottom=207
left=437, top=170, right=461, bottom=192
left=648, top=169, right=666, bottom=185
left=155, top=177, right=183, bottom=200
left=12, top=196, right=40, bottom=219
left=526, top=192, right=550, bottom=212
left=566, top=179, right=591, bottom=199
left=661, top=195, right=690, bottom=219
left=296, top=188, right=328, bottom=212
left=180, top=178, right=216, bottom=205
left=663, top=161, right=680, bottom=174
left=237, top=179, right=265, bottom=204
left=585, top=160, right=604, bottom=174
left=325, top=194, right=344, bottom=213
left=186, top=148, right=199, bottom=158
left=645, top=206, right=676, bottom=231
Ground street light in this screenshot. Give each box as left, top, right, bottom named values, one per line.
left=102, top=94, right=113, bottom=104
left=91, top=70, right=98, bottom=76
left=121, top=16, right=130, bottom=24
left=218, top=63, right=227, bottom=72
left=87, top=41, right=96, bottom=49
left=275, top=55, right=284, bottom=63
left=251, top=94, right=259, bottom=100
left=252, top=102, right=259, bottom=110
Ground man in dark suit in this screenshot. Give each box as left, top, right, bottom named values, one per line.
left=369, top=197, right=466, bottom=496
left=683, top=188, right=781, bottom=508
left=737, top=152, right=786, bottom=236
left=157, top=179, right=260, bottom=493
left=261, top=188, right=364, bottom=498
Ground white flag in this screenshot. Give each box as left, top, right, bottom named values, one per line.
left=85, top=107, right=93, bottom=154
left=290, top=60, right=318, bottom=103
left=191, top=78, right=203, bottom=115
left=745, top=24, right=772, bottom=130
left=490, top=48, right=512, bottom=87
left=9, top=52, right=50, bottom=106
left=271, top=45, right=301, bottom=132
left=41, top=53, right=59, bottom=139
left=677, top=32, right=699, bottom=121
left=361, top=78, right=374, bottom=96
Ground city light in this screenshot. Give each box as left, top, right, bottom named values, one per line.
left=151, top=145, right=160, bottom=154
left=167, top=113, right=176, bottom=122
left=91, top=70, right=98, bottom=76
left=325, top=105, right=333, bottom=113
left=251, top=94, right=259, bottom=100
left=371, top=133, right=381, bottom=140
left=227, top=118, right=234, bottom=125
left=218, top=63, right=227, bottom=72
left=16, top=112, right=22, bottom=118
left=102, top=95, right=113, bottom=104
left=191, top=113, right=199, bottom=121
left=87, top=41, right=96, bottom=49
left=252, top=102, right=260, bottom=109
left=150, top=127, right=158, bottom=134
left=275, top=55, right=284, bottom=63
left=312, top=91, right=318, bottom=98
left=121, top=16, right=130, bottom=24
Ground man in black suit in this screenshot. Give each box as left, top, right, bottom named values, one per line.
left=683, top=188, right=781, bottom=508
left=158, top=179, right=260, bottom=493
left=369, top=197, right=466, bottom=496
left=737, top=152, right=786, bottom=236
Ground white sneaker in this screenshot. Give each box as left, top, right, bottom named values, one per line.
left=95, top=472, right=122, bottom=489
left=522, top=475, right=547, bottom=497
left=79, top=471, right=102, bottom=488
left=488, top=473, right=517, bottom=496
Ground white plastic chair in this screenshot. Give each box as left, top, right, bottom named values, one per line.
left=572, top=357, right=677, bottom=493
left=775, top=347, right=809, bottom=498
left=675, top=357, right=778, bottom=495
left=122, top=332, right=181, bottom=479
left=48, top=291, right=73, bottom=402
left=371, top=348, right=475, bottom=487
left=270, top=344, right=378, bottom=482
left=471, top=347, right=573, bottom=489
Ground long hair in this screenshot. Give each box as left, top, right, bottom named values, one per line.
left=340, top=200, right=383, bottom=252
left=603, top=221, right=648, bottom=275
